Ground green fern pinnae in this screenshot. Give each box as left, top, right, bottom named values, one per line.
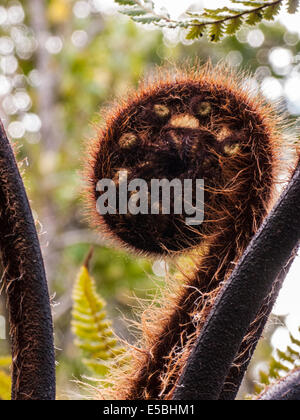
left=115, top=0, right=172, bottom=26
left=186, top=24, right=205, bottom=40
left=0, top=357, right=11, bottom=400
left=254, top=329, right=300, bottom=395
left=209, top=23, right=225, bottom=42
left=114, top=0, right=300, bottom=42
left=114, top=0, right=137, bottom=5
left=245, top=10, right=263, bottom=25
left=72, top=265, right=127, bottom=377
left=263, top=2, right=282, bottom=20
left=225, top=16, right=244, bottom=35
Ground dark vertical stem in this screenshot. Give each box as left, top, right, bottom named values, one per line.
left=0, top=121, right=55, bottom=400
left=219, top=247, right=298, bottom=400
left=173, top=160, right=300, bottom=400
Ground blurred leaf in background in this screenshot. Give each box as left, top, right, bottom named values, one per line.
left=0, top=357, right=11, bottom=401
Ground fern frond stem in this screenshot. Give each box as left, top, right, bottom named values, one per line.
left=0, top=121, right=55, bottom=400
left=219, top=244, right=299, bottom=400
left=173, top=159, right=300, bottom=400
left=127, top=0, right=284, bottom=30
left=188, top=0, right=284, bottom=29
left=258, top=368, right=300, bottom=400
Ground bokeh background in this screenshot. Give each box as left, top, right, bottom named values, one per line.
left=0, top=0, right=299, bottom=399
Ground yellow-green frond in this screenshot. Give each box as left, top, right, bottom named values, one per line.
left=0, top=357, right=11, bottom=400
left=72, top=265, right=128, bottom=378
left=0, top=357, right=11, bottom=368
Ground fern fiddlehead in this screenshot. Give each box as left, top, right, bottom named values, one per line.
left=84, top=63, right=295, bottom=399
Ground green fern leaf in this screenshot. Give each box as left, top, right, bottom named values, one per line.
left=114, top=0, right=137, bottom=6
left=246, top=10, right=263, bottom=25
left=287, top=0, right=299, bottom=13
left=263, top=2, right=282, bottom=20
left=269, top=357, right=289, bottom=378
left=114, top=0, right=287, bottom=43
left=226, top=16, right=244, bottom=35
left=72, top=265, right=128, bottom=377
left=209, top=22, right=224, bottom=42
left=202, top=7, right=235, bottom=18
left=131, top=16, right=162, bottom=24
left=259, top=369, right=271, bottom=385
left=277, top=349, right=294, bottom=364
left=186, top=24, right=205, bottom=40
left=254, top=330, right=300, bottom=398
left=290, top=333, right=300, bottom=347
left=120, top=8, right=147, bottom=17
left=286, top=345, right=300, bottom=358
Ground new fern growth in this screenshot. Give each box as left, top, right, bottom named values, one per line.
left=84, top=62, right=297, bottom=399
left=72, top=259, right=126, bottom=377
left=114, top=0, right=300, bottom=42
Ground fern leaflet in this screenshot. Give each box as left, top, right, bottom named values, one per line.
left=72, top=264, right=127, bottom=377
left=254, top=329, right=300, bottom=396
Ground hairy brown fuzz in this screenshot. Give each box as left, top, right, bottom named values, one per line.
left=84, top=63, right=293, bottom=400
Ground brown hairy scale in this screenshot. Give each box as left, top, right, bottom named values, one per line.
left=84, top=63, right=294, bottom=400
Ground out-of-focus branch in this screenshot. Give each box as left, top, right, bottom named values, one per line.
left=258, top=369, right=300, bottom=400
left=0, top=121, right=55, bottom=400
left=173, top=160, right=300, bottom=400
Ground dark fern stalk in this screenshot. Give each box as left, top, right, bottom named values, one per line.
left=219, top=245, right=298, bottom=400
left=173, top=159, right=300, bottom=400
left=0, top=121, right=55, bottom=400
